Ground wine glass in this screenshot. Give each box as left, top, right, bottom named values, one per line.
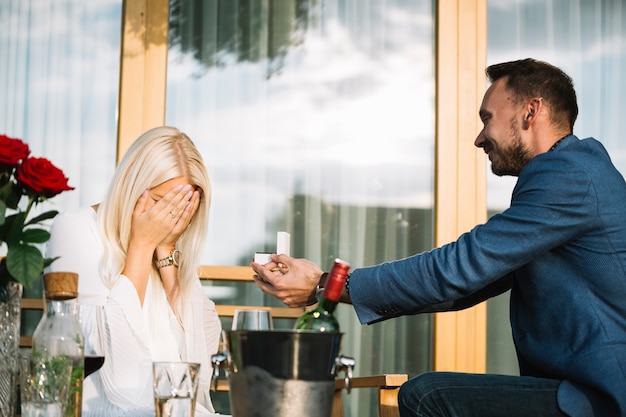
left=232, top=309, right=273, bottom=331
left=85, top=356, right=105, bottom=377
left=76, top=304, right=106, bottom=377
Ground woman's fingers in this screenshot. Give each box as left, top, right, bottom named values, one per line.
left=159, top=185, right=193, bottom=221
left=133, top=181, right=204, bottom=252
left=133, top=190, right=150, bottom=216
left=158, top=188, right=201, bottom=248
left=172, top=190, right=199, bottom=232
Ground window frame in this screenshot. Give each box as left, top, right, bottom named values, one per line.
left=117, top=0, right=489, bottom=373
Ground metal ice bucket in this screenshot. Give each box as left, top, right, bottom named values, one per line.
left=211, top=330, right=355, bottom=417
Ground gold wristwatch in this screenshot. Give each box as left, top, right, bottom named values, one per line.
left=154, top=249, right=180, bottom=269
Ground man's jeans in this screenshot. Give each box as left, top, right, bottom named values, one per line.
left=398, top=372, right=566, bottom=417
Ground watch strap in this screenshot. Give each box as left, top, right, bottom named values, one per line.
left=155, top=249, right=179, bottom=269
left=315, top=272, right=329, bottom=301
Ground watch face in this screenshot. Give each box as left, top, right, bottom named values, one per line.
left=172, top=249, right=181, bottom=266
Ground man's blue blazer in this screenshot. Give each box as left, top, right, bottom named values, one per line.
left=350, top=135, right=626, bottom=417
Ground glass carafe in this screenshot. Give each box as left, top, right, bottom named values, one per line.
left=32, top=272, right=84, bottom=417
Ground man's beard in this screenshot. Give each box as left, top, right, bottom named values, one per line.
left=489, top=122, right=532, bottom=177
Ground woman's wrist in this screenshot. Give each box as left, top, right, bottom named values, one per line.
left=154, top=246, right=176, bottom=259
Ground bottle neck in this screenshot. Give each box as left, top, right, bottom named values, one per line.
left=45, top=298, right=79, bottom=316
left=317, top=296, right=339, bottom=313
left=322, top=270, right=348, bottom=302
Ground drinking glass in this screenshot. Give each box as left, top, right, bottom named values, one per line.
left=85, top=355, right=105, bottom=377
left=20, top=354, right=73, bottom=417
left=152, top=362, right=200, bottom=417
left=231, top=309, right=274, bottom=331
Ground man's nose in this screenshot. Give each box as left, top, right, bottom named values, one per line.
left=474, top=129, right=486, bottom=148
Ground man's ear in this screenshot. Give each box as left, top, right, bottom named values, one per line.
left=523, top=97, right=543, bottom=128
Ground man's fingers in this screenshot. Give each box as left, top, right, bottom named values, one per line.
left=253, top=274, right=278, bottom=296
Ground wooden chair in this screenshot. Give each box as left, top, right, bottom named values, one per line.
left=20, top=265, right=408, bottom=416
left=333, top=374, right=408, bottom=417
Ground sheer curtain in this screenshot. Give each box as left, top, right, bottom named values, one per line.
left=0, top=0, right=121, bottom=330
left=486, top=0, right=626, bottom=375
left=165, top=0, right=435, bottom=415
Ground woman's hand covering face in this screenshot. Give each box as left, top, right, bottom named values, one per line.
left=132, top=177, right=201, bottom=251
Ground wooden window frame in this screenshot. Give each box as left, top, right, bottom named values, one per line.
left=117, top=0, right=489, bottom=373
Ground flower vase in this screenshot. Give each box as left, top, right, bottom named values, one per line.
left=0, top=281, right=22, bottom=417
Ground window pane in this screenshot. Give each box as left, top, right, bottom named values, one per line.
left=487, top=0, right=626, bottom=374
left=166, top=0, right=435, bottom=414
left=0, top=0, right=122, bottom=334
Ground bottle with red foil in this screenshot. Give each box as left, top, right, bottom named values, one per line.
left=294, top=259, right=350, bottom=333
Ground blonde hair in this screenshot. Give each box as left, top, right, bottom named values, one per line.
left=97, top=126, right=211, bottom=312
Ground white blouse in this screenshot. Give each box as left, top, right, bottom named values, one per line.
left=46, top=206, right=224, bottom=416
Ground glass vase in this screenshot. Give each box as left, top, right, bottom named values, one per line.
left=0, top=281, right=23, bottom=417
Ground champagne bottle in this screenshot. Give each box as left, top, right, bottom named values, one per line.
left=294, top=259, right=350, bottom=332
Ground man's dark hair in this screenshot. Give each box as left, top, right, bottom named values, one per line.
left=486, top=58, right=578, bottom=132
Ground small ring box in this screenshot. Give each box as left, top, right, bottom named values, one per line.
left=254, top=252, right=273, bottom=264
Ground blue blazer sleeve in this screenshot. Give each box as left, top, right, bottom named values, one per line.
left=349, top=136, right=623, bottom=325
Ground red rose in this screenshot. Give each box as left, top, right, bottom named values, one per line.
left=0, top=134, right=30, bottom=167
left=16, top=157, right=75, bottom=198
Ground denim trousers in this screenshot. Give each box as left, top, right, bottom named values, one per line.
left=398, top=372, right=567, bottom=417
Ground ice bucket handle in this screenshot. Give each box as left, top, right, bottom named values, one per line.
left=334, top=354, right=356, bottom=394
left=210, top=352, right=229, bottom=391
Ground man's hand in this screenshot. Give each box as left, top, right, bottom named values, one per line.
left=251, top=254, right=323, bottom=307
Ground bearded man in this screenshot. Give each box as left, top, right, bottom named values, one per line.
left=252, top=58, right=626, bottom=417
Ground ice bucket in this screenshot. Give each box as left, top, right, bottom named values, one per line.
left=211, top=330, right=355, bottom=417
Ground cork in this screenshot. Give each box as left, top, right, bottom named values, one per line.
left=43, top=272, right=79, bottom=300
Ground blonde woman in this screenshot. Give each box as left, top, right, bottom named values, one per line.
left=46, top=126, right=223, bottom=416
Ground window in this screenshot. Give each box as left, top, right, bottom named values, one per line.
left=0, top=0, right=122, bottom=333
left=165, top=1, right=435, bottom=414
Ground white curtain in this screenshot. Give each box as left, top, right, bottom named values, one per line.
left=0, top=0, right=121, bottom=330
left=0, top=0, right=121, bottom=212
left=165, top=1, right=435, bottom=415
left=486, top=0, right=626, bottom=375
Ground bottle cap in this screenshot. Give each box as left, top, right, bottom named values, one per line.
left=43, top=272, right=79, bottom=300
left=323, top=259, right=351, bottom=301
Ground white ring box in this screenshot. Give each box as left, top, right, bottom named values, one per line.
left=276, top=231, right=290, bottom=255
left=254, top=231, right=290, bottom=265
left=254, top=252, right=273, bottom=264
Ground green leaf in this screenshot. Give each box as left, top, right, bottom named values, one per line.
left=21, top=228, right=51, bottom=244
left=25, top=210, right=59, bottom=226
left=43, top=256, right=60, bottom=268
left=0, top=198, right=5, bottom=226
left=0, top=182, right=18, bottom=208
left=6, top=244, right=45, bottom=288
left=4, top=212, right=26, bottom=244
left=1, top=182, right=22, bottom=209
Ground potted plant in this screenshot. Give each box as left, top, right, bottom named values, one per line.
left=0, top=133, right=74, bottom=417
